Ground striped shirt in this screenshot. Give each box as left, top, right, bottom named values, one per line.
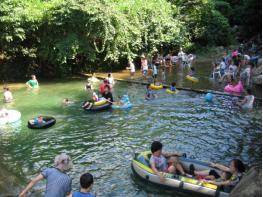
left=41, top=167, right=72, bottom=197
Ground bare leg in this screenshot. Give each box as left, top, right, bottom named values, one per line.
left=194, top=169, right=210, bottom=176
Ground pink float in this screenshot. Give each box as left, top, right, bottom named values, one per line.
left=224, top=81, right=244, bottom=95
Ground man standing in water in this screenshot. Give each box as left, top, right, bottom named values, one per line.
left=19, top=153, right=72, bottom=197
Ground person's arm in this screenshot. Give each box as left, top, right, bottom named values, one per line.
left=25, top=81, right=32, bottom=88
left=150, top=162, right=165, bottom=182
left=19, top=174, right=44, bottom=197
left=210, top=162, right=230, bottom=172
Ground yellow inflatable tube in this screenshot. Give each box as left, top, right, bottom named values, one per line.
left=150, top=84, right=163, bottom=90
left=166, top=89, right=179, bottom=94
left=186, top=75, right=199, bottom=83
left=94, top=100, right=108, bottom=106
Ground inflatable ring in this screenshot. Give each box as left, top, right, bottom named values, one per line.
left=84, top=102, right=111, bottom=112
left=94, top=100, right=107, bottom=106
left=28, top=116, right=56, bottom=129
left=0, top=110, right=21, bottom=125
left=132, top=151, right=229, bottom=197
left=186, top=75, right=199, bottom=83
left=166, top=89, right=179, bottom=94
left=150, top=84, right=163, bottom=90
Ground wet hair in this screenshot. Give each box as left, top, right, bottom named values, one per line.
left=54, top=153, right=73, bottom=171
left=80, top=173, right=94, bottom=189
left=224, top=172, right=232, bottom=180
left=65, top=98, right=69, bottom=102
left=151, top=141, right=163, bottom=153
left=246, top=89, right=252, bottom=95
left=231, top=159, right=245, bottom=173
left=171, top=82, right=176, bottom=87
left=190, top=67, right=195, bottom=71
left=108, top=73, right=111, bottom=77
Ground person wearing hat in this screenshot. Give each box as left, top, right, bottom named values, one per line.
left=19, top=153, right=73, bottom=197
left=141, top=54, right=148, bottom=79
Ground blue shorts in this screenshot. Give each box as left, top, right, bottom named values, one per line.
left=143, top=70, right=147, bottom=76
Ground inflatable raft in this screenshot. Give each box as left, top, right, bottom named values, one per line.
left=28, top=116, right=56, bottom=129
left=186, top=75, right=199, bottom=83
left=150, top=84, right=163, bottom=90
left=224, top=81, right=244, bottom=95
left=0, top=110, right=21, bottom=125
left=132, top=151, right=230, bottom=197
left=166, top=89, right=179, bottom=94
left=83, top=101, right=112, bottom=112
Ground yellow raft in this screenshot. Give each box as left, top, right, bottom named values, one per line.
left=166, top=89, right=179, bottom=94
left=186, top=75, right=199, bottom=83
left=94, top=100, right=107, bottom=106
left=150, top=84, right=163, bottom=90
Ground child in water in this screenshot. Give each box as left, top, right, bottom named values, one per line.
left=145, top=84, right=155, bottom=100
left=188, top=67, right=195, bottom=76
left=170, top=82, right=176, bottom=92
left=161, top=68, right=166, bottom=83
left=68, top=173, right=96, bottom=197
left=29, top=116, right=45, bottom=125
left=114, top=96, right=124, bottom=106
left=237, top=89, right=254, bottom=111
left=62, top=98, right=74, bottom=105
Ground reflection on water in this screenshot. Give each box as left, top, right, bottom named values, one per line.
left=0, top=79, right=261, bottom=197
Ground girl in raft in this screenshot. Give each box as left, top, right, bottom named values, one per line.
left=236, top=89, right=254, bottom=111
left=189, top=159, right=245, bottom=192
left=26, top=75, right=39, bottom=89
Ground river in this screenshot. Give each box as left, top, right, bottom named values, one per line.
left=0, top=58, right=262, bottom=196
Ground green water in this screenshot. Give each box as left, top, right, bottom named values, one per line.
left=0, top=77, right=261, bottom=196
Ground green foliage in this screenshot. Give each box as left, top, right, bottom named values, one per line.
left=0, top=0, right=260, bottom=79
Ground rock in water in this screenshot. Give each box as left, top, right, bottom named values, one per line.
left=230, top=166, right=262, bottom=197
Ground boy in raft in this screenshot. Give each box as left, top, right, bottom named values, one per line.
left=29, top=116, right=45, bottom=125
left=150, top=141, right=189, bottom=182
left=26, top=75, right=39, bottom=89
left=170, top=82, right=176, bottom=92
left=236, top=89, right=254, bottom=111
left=68, top=173, right=95, bottom=197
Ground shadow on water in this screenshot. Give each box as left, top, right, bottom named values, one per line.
left=0, top=78, right=261, bottom=196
